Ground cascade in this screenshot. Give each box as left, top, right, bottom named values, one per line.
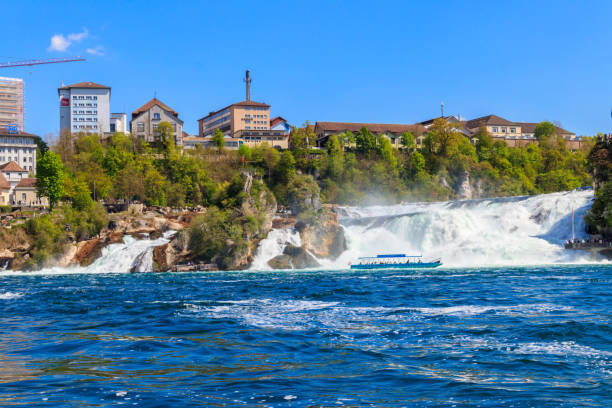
left=252, top=189, right=596, bottom=269
left=0, top=232, right=173, bottom=276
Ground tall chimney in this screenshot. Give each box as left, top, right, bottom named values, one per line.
left=244, top=70, right=251, bottom=101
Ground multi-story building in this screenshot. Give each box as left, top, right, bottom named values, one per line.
left=0, top=161, right=29, bottom=203
left=130, top=98, right=183, bottom=146
left=198, top=100, right=271, bottom=137
left=58, top=82, right=111, bottom=133
left=0, top=128, right=37, bottom=173
left=0, top=77, right=24, bottom=131
left=0, top=172, right=10, bottom=205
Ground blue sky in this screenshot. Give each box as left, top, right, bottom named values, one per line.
left=2, top=0, right=612, bottom=138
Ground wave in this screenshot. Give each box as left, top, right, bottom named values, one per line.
left=0, top=291, right=23, bottom=300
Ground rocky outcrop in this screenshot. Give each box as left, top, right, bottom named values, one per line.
left=456, top=171, right=473, bottom=200
left=297, top=207, right=347, bottom=260
left=268, top=244, right=320, bottom=269
left=74, top=239, right=106, bottom=266
left=152, top=231, right=190, bottom=272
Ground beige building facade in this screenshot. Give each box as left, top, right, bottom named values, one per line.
left=130, top=98, right=184, bottom=146
left=13, top=178, right=47, bottom=207
left=0, top=77, right=24, bottom=132
left=198, top=100, right=271, bottom=137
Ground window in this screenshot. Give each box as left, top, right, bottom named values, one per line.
left=492, top=127, right=498, bottom=133
left=137, top=123, right=145, bottom=132
left=510, top=127, right=516, bottom=133
left=501, top=127, right=507, bottom=133
left=93, top=96, right=97, bottom=100
left=153, top=113, right=160, bottom=120
left=153, top=124, right=159, bottom=131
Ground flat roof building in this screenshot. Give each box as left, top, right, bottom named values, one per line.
left=0, top=128, right=38, bottom=173
left=58, top=82, right=111, bottom=134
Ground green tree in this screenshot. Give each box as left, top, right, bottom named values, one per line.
left=238, top=144, right=252, bottom=161
left=157, top=121, right=176, bottom=152
left=400, top=131, right=416, bottom=150
left=379, top=136, right=398, bottom=169
left=212, top=128, right=225, bottom=152
left=355, top=127, right=377, bottom=156
left=275, top=150, right=296, bottom=184
left=36, top=151, right=65, bottom=209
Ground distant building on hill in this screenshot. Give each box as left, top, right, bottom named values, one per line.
left=109, top=113, right=128, bottom=134
left=130, top=98, right=184, bottom=147
left=0, top=128, right=37, bottom=173
left=314, top=121, right=426, bottom=148
left=58, top=82, right=111, bottom=134
left=196, top=70, right=289, bottom=150
left=0, top=77, right=24, bottom=132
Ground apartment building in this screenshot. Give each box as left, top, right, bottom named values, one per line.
left=130, top=98, right=184, bottom=146
left=0, top=128, right=38, bottom=173
left=198, top=100, right=271, bottom=137
left=0, top=77, right=24, bottom=131
left=58, top=82, right=111, bottom=133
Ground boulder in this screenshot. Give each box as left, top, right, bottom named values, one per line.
left=74, top=239, right=106, bottom=266
left=299, top=209, right=347, bottom=260
left=268, top=254, right=293, bottom=269
left=282, top=244, right=319, bottom=269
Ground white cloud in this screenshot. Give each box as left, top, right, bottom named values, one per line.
left=86, top=46, right=104, bottom=56
left=47, top=28, right=89, bottom=52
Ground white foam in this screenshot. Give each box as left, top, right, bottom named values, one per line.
left=0, top=232, right=173, bottom=276
left=0, top=291, right=23, bottom=300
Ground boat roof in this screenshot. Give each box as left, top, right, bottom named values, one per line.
left=358, top=254, right=423, bottom=260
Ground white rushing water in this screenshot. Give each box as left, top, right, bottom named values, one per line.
left=0, top=232, right=173, bottom=276
left=252, top=189, right=598, bottom=269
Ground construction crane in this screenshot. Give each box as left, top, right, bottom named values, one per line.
left=0, top=56, right=85, bottom=69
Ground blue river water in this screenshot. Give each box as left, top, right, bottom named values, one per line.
left=0, top=265, right=611, bottom=407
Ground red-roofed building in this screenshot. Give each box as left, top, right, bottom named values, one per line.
left=130, top=98, right=184, bottom=146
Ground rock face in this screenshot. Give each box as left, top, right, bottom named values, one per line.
left=456, top=171, right=473, bottom=200
left=268, top=244, right=320, bottom=269
left=74, top=239, right=106, bottom=266
left=298, top=208, right=347, bottom=260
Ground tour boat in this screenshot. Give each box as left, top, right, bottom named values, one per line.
left=350, top=254, right=442, bottom=269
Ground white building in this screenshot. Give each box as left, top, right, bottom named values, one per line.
left=0, top=128, right=37, bottom=173
left=58, top=82, right=111, bottom=134
left=110, top=113, right=128, bottom=134
left=0, top=77, right=24, bottom=131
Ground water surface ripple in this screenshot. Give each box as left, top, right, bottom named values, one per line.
left=0, top=265, right=611, bottom=407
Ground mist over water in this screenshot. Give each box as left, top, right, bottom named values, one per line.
left=253, top=189, right=598, bottom=269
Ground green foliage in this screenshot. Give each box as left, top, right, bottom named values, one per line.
left=212, top=128, right=225, bottom=152
left=275, top=150, right=296, bottom=184
left=238, top=144, right=252, bottom=161
left=36, top=151, right=65, bottom=209
left=400, top=131, right=416, bottom=150
left=188, top=207, right=243, bottom=262
left=585, top=181, right=612, bottom=233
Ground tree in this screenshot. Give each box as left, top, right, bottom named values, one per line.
left=534, top=121, right=557, bottom=148
left=379, top=136, right=398, bottom=169
left=327, top=134, right=344, bottom=180
left=424, top=118, right=463, bottom=157
left=238, top=144, right=252, bottom=161
left=400, top=131, right=416, bottom=150
left=157, top=121, right=176, bottom=153
left=355, top=127, right=377, bottom=156
left=212, top=128, right=225, bottom=152
left=275, top=150, right=296, bottom=184
left=36, top=151, right=65, bottom=209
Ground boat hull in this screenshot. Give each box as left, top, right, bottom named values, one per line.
left=350, top=261, right=442, bottom=270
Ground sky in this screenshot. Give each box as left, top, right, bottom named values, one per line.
left=2, top=0, right=612, bottom=139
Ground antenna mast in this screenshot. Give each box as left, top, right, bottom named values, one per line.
left=441, top=101, right=444, bottom=117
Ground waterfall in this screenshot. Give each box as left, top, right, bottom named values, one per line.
left=251, top=189, right=597, bottom=269
left=0, top=232, right=174, bottom=276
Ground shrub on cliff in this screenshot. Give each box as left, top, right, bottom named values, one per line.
left=286, top=174, right=321, bottom=216
left=585, top=181, right=612, bottom=237
left=24, top=215, right=66, bottom=268
left=188, top=208, right=243, bottom=262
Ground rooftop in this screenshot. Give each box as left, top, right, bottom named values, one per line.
left=58, top=81, right=110, bottom=90
left=16, top=178, right=36, bottom=188
left=199, top=100, right=270, bottom=121
left=0, top=128, right=37, bottom=138
left=132, top=98, right=179, bottom=118
left=0, top=161, right=26, bottom=172
left=0, top=172, right=9, bottom=189
left=464, top=114, right=516, bottom=129
left=517, top=122, right=574, bottom=135
left=315, top=121, right=426, bottom=136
